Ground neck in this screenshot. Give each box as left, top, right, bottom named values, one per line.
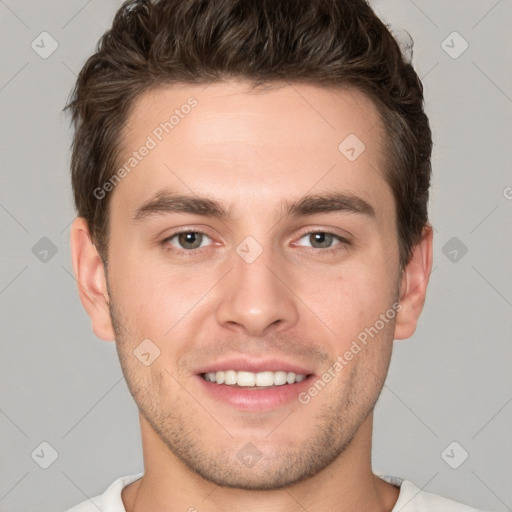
left=122, top=413, right=400, bottom=512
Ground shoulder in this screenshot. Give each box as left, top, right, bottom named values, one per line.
left=380, top=475, right=491, bottom=512
left=64, top=473, right=143, bottom=512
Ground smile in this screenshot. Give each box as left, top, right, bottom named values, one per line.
left=201, top=370, right=308, bottom=387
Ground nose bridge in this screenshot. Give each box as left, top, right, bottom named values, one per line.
left=215, top=241, right=299, bottom=335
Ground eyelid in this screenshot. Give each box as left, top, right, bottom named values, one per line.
left=160, top=227, right=220, bottom=254
left=159, top=227, right=351, bottom=256
left=161, top=226, right=217, bottom=242
left=292, top=228, right=351, bottom=246
left=167, top=231, right=213, bottom=248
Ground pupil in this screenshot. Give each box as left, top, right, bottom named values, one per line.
left=311, top=232, right=332, bottom=248
left=179, top=232, right=202, bottom=249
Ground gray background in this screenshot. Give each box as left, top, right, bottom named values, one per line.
left=0, top=1, right=511, bottom=511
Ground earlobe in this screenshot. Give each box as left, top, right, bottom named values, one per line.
left=394, top=224, right=434, bottom=340
left=70, top=217, right=116, bottom=341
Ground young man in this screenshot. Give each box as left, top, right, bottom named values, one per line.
left=64, top=0, right=488, bottom=510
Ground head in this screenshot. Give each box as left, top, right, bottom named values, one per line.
left=67, top=0, right=433, bottom=491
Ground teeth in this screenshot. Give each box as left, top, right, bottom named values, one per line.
left=256, top=371, right=274, bottom=386
left=224, top=370, right=237, bottom=385
left=237, top=371, right=255, bottom=386
left=203, top=370, right=308, bottom=387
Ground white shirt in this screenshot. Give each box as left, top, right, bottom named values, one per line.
left=65, top=473, right=488, bottom=511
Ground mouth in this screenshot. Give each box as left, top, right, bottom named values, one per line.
left=195, top=364, right=315, bottom=411
left=200, top=370, right=310, bottom=389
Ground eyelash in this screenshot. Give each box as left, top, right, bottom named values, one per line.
left=161, top=229, right=350, bottom=256
left=161, top=230, right=214, bottom=257
left=293, top=230, right=351, bottom=255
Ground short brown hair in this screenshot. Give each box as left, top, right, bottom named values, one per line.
left=65, top=0, right=432, bottom=269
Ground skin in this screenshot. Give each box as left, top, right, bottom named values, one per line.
left=71, top=80, right=433, bottom=511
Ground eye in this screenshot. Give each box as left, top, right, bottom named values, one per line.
left=166, top=231, right=212, bottom=250
left=295, top=231, right=346, bottom=250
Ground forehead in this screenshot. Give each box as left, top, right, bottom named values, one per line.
left=114, top=80, right=391, bottom=220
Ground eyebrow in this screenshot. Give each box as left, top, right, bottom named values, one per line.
left=132, top=189, right=376, bottom=222
left=283, top=192, right=375, bottom=219
left=133, top=191, right=228, bottom=221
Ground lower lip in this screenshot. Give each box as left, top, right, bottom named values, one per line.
left=195, top=374, right=315, bottom=411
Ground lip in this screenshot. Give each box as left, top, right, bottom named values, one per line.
left=193, top=357, right=316, bottom=412
left=195, top=357, right=313, bottom=376
left=195, top=372, right=315, bottom=411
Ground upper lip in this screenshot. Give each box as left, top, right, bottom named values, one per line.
left=195, top=357, right=314, bottom=376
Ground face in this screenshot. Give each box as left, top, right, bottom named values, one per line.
left=102, top=80, right=403, bottom=489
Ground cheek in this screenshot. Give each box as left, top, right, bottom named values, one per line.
left=109, top=254, right=221, bottom=350
left=302, top=260, right=397, bottom=341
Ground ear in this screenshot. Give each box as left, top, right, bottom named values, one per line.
left=70, top=217, right=116, bottom=341
left=394, top=224, right=433, bottom=340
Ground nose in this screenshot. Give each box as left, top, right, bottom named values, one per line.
left=215, top=246, right=299, bottom=337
